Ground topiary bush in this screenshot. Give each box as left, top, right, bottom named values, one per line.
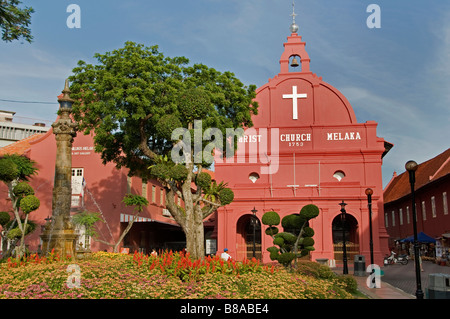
left=170, top=164, right=188, bottom=181
left=19, top=195, right=40, bottom=214
left=261, top=211, right=280, bottom=226
left=196, top=172, right=211, bottom=190
left=13, top=182, right=34, bottom=197
left=218, top=188, right=234, bottom=205
left=262, top=205, right=320, bottom=269
left=0, top=158, right=18, bottom=182
left=0, top=211, right=11, bottom=226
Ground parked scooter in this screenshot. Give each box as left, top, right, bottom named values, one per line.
left=384, top=251, right=409, bottom=265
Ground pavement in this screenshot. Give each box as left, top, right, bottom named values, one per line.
left=334, top=260, right=450, bottom=299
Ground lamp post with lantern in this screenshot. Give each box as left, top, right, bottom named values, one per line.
left=251, top=207, right=258, bottom=258
left=405, top=160, right=424, bottom=300
left=339, top=200, right=348, bottom=274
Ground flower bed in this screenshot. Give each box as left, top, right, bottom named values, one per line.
left=0, top=251, right=355, bottom=299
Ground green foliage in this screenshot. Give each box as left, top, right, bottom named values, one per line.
left=263, top=205, right=320, bottom=269
left=281, top=214, right=303, bottom=230
left=0, top=155, right=37, bottom=182
left=72, top=211, right=103, bottom=238
left=178, top=87, right=212, bottom=123
left=13, top=182, right=34, bottom=197
left=261, top=211, right=280, bottom=226
left=218, top=188, right=234, bottom=205
left=170, top=164, right=188, bottom=181
left=277, top=252, right=296, bottom=267
left=196, top=172, right=211, bottom=190
left=122, top=193, right=149, bottom=212
left=0, top=211, right=11, bottom=226
left=0, top=158, right=18, bottom=182
left=334, top=275, right=358, bottom=294
left=300, top=204, right=320, bottom=219
left=265, top=226, right=279, bottom=236
left=0, top=0, right=34, bottom=43
left=69, top=41, right=258, bottom=175
left=19, top=195, right=39, bottom=214
left=6, top=219, right=36, bottom=239
left=68, top=41, right=256, bottom=259
left=302, top=226, right=315, bottom=237
left=155, top=114, right=183, bottom=141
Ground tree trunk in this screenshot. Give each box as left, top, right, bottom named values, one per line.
left=184, top=205, right=205, bottom=259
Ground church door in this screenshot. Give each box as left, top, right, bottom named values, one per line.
left=236, top=215, right=262, bottom=260
left=332, top=214, right=359, bottom=262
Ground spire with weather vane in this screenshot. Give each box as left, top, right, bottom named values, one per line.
left=290, top=1, right=299, bottom=33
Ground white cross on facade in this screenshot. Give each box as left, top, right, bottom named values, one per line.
left=282, top=86, right=307, bottom=120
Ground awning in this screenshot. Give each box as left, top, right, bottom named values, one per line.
left=400, top=231, right=436, bottom=243
left=442, top=233, right=450, bottom=239
left=120, top=214, right=180, bottom=227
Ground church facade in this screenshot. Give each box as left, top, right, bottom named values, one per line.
left=215, top=21, right=391, bottom=266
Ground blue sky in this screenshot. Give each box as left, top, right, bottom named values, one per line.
left=0, top=0, right=449, bottom=187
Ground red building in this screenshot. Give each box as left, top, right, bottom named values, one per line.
left=383, top=148, right=450, bottom=256
left=0, top=129, right=202, bottom=255
left=214, top=23, right=391, bottom=265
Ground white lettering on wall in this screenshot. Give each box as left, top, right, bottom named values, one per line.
left=326, top=132, right=361, bottom=141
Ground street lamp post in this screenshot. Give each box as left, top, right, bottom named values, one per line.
left=365, top=188, right=374, bottom=268
left=339, top=200, right=348, bottom=274
left=251, top=207, right=258, bottom=258
left=405, top=160, right=424, bottom=299
left=365, top=188, right=375, bottom=287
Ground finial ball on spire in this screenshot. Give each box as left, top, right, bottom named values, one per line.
left=290, top=23, right=299, bottom=33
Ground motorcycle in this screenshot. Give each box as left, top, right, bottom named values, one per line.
left=384, top=251, right=409, bottom=265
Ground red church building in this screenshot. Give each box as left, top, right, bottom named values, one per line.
left=214, top=20, right=391, bottom=266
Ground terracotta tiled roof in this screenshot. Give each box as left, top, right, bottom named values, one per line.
left=0, top=133, right=45, bottom=156
left=384, top=148, right=450, bottom=203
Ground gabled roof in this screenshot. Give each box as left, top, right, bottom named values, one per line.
left=0, top=133, right=45, bottom=157
left=384, top=148, right=450, bottom=204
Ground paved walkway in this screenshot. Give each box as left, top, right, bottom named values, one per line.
left=335, top=261, right=450, bottom=299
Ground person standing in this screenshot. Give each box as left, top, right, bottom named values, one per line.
left=220, top=248, right=232, bottom=261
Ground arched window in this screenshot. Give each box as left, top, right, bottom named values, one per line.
left=333, top=170, right=346, bottom=182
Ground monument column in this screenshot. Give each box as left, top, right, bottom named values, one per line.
left=41, top=79, right=78, bottom=258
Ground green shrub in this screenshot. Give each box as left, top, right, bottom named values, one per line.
left=265, top=226, right=279, bottom=236
left=300, top=204, right=320, bottom=219
left=196, top=172, right=211, bottom=190
left=0, top=158, right=18, bottom=182
left=281, top=214, right=303, bottom=230
left=277, top=252, right=296, bottom=266
left=218, top=188, right=234, bottom=205
left=150, top=164, right=170, bottom=180
left=170, top=164, right=188, bottom=181
left=261, top=211, right=280, bottom=226
left=154, top=114, right=183, bottom=140
left=302, top=226, right=315, bottom=237
left=13, top=182, right=34, bottom=197
left=19, top=195, right=40, bottom=214
left=0, top=211, right=10, bottom=226
left=335, top=275, right=358, bottom=294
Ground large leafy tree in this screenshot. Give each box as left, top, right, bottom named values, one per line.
left=69, top=42, right=258, bottom=259
left=0, top=0, right=34, bottom=43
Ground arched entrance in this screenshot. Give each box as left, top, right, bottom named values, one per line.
left=332, top=214, right=359, bottom=262
left=236, top=214, right=262, bottom=260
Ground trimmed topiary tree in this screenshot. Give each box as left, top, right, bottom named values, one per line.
left=262, top=204, right=320, bottom=269
left=0, top=154, right=38, bottom=259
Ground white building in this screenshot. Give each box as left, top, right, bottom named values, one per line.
left=0, top=110, right=50, bottom=148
